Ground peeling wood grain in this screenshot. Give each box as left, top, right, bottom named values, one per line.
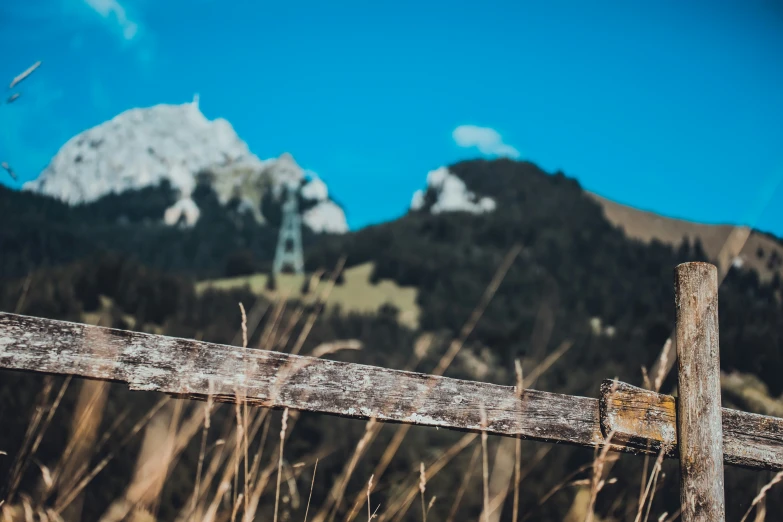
left=675, top=262, right=725, bottom=522
left=600, top=380, right=783, bottom=471
left=0, top=312, right=603, bottom=450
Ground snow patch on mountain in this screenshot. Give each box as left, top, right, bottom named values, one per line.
left=25, top=100, right=257, bottom=202
left=304, top=201, right=348, bottom=234
left=297, top=173, right=345, bottom=232
left=163, top=197, right=200, bottom=227
left=301, top=176, right=329, bottom=201
left=410, top=166, right=496, bottom=215
left=22, top=100, right=348, bottom=233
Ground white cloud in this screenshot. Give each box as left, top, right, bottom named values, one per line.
left=83, top=0, right=139, bottom=41
left=452, top=125, right=520, bottom=159
left=79, top=0, right=156, bottom=67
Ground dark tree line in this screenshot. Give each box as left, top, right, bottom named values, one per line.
left=0, top=179, right=330, bottom=281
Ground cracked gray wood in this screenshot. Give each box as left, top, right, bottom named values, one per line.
left=0, top=312, right=603, bottom=449
left=675, top=262, right=725, bottom=522
left=1, top=311, right=782, bottom=472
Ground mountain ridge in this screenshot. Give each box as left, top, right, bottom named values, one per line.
left=14, top=98, right=781, bottom=267
left=587, top=191, right=783, bottom=282
left=21, top=100, right=349, bottom=234
left=5, top=156, right=782, bottom=286
left=406, top=160, right=783, bottom=283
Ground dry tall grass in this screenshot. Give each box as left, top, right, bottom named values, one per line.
left=2, top=245, right=781, bottom=522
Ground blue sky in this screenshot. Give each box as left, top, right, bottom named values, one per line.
left=1, top=0, right=782, bottom=234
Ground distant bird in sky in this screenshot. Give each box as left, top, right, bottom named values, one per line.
left=2, top=162, right=17, bottom=181
left=8, top=60, right=41, bottom=90
left=3, top=62, right=40, bottom=181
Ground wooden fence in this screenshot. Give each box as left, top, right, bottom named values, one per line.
left=0, top=262, right=781, bottom=521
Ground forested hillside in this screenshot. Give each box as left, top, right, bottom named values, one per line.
left=0, top=178, right=324, bottom=280
left=1, top=159, right=781, bottom=520
left=307, top=159, right=783, bottom=395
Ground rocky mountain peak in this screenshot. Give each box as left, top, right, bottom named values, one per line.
left=22, top=101, right=348, bottom=233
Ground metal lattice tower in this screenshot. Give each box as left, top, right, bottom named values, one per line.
left=273, top=183, right=304, bottom=275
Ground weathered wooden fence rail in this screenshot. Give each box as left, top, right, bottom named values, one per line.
left=0, top=262, right=780, bottom=521
left=0, top=308, right=781, bottom=471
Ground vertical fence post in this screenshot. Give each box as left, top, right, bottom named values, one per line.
left=674, top=262, right=725, bottom=521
